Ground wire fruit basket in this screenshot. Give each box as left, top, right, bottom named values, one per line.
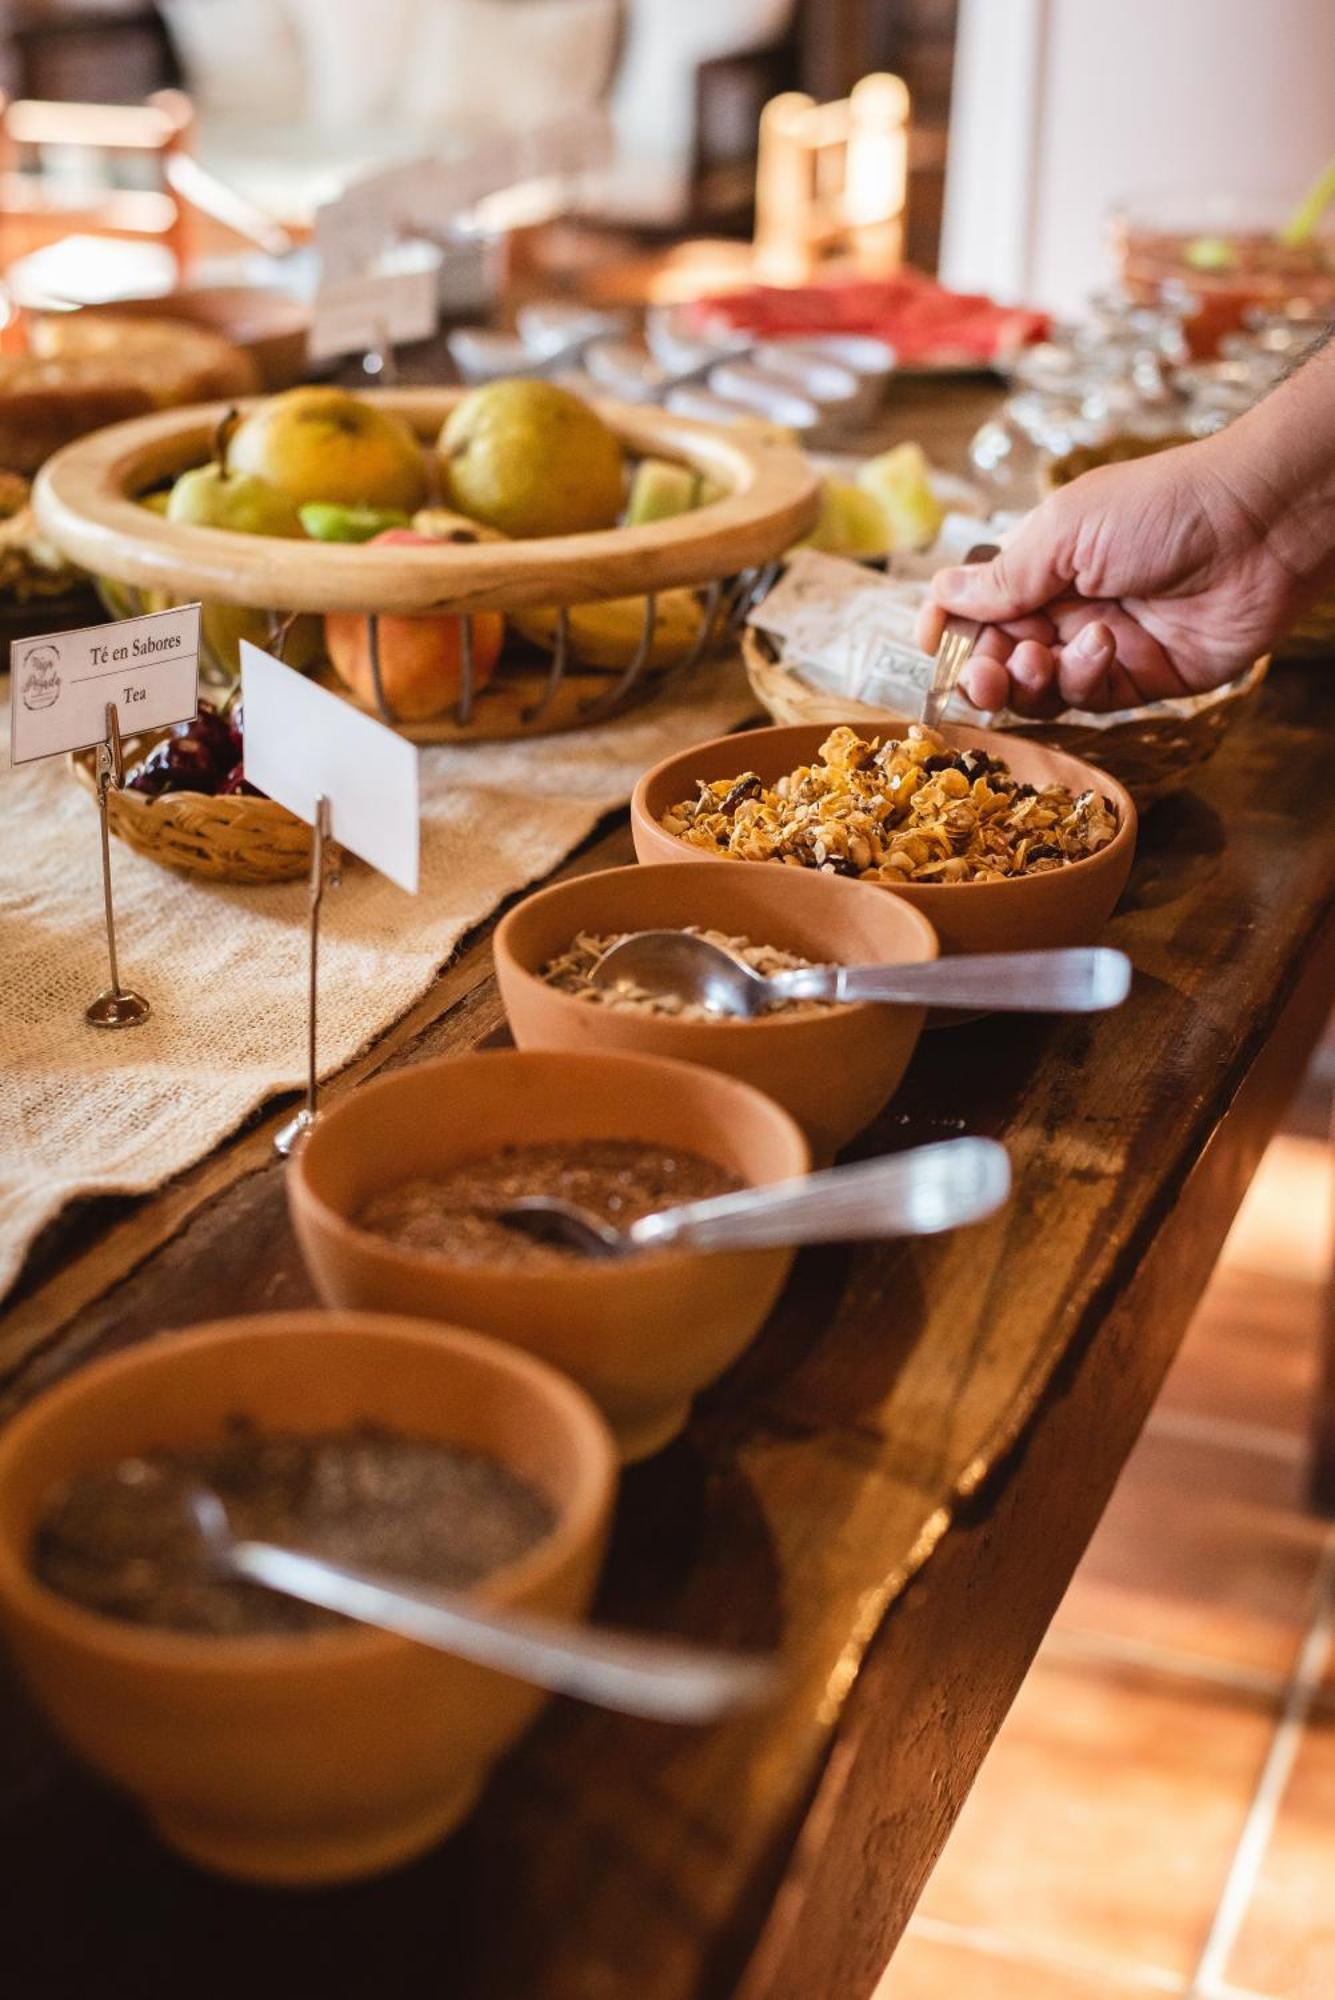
left=34, top=390, right=819, bottom=742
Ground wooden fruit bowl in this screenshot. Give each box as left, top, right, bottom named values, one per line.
left=33, top=391, right=820, bottom=742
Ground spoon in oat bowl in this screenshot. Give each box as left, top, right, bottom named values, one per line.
left=499, top=1135, right=1011, bottom=1258
left=588, top=931, right=1132, bottom=1020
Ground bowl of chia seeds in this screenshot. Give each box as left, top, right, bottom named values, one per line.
left=0, top=1311, right=615, bottom=1886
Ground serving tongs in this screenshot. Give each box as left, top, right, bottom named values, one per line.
left=921, top=540, right=998, bottom=730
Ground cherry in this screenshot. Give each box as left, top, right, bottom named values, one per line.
left=126, top=742, right=176, bottom=796
left=219, top=763, right=263, bottom=798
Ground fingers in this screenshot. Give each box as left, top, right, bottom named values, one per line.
left=930, top=498, right=1076, bottom=623
left=1051, top=620, right=1116, bottom=705
left=1004, top=639, right=1067, bottom=717
left=1050, top=604, right=1191, bottom=709
left=916, top=599, right=947, bottom=657
left=959, top=653, right=1013, bottom=711
left=917, top=600, right=1056, bottom=655
left=958, top=633, right=1063, bottom=717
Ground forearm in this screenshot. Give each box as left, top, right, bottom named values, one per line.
left=1200, top=328, right=1335, bottom=591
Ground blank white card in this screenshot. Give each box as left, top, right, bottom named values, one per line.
left=240, top=641, right=420, bottom=894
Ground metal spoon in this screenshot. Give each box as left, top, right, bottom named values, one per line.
left=178, top=1484, right=774, bottom=1724
left=590, top=931, right=1132, bottom=1019
left=499, top=1136, right=1010, bottom=1258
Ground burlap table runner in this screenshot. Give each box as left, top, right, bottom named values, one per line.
left=0, top=659, right=755, bottom=1301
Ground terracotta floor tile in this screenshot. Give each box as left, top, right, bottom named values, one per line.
left=1219, top=1135, right=1332, bottom=1288
left=1226, top=1714, right=1335, bottom=2000
left=1053, top=1427, right=1327, bottom=1677
left=915, top=1655, right=1275, bottom=1981
left=875, top=1927, right=1176, bottom=1997
left=1155, top=1264, right=1321, bottom=1442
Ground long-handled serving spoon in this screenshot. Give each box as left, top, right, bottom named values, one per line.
left=130, top=1480, right=780, bottom=1724
left=590, top=930, right=1132, bottom=1020
left=498, top=1135, right=1010, bottom=1259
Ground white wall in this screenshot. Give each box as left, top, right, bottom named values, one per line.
left=942, top=0, right=1335, bottom=314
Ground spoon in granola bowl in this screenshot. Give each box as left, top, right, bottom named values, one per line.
left=589, top=931, right=1132, bottom=1020
left=499, top=1136, right=1010, bottom=1258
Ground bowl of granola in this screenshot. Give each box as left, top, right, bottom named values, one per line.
left=495, top=860, right=939, bottom=1159
left=631, top=721, right=1137, bottom=955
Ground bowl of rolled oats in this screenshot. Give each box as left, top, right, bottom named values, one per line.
left=631, top=721, right=1137, bottom=955
left=495, top=860, right=939, bottom=1158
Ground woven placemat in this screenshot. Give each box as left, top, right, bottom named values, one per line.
left=0, top=656, right=756, bottom=1301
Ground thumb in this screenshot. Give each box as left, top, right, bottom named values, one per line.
left=932, top=511, right=1073, bottom=624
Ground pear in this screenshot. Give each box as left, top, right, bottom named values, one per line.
left=167, top=463, right=306, bottom=539
left=200, top=603, right=323, bottom=680
left=440, top=380, right=624, bottom=538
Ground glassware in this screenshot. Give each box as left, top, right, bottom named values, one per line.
left=1112, top=189, right=1335, bottom=358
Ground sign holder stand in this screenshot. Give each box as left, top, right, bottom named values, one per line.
left=273, top=795, right=339, bottom=1157
left=86, top=701, right=150, bottom=1030
left=361, top=318, right=399, bottom=387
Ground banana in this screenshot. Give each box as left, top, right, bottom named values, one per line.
left=511, top=587, right=710, bottom=671
left=410, top=506, right=508, bottom=546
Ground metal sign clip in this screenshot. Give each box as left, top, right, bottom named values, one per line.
left=274, top=794, right=339, bottom=1156
left=86, top=701, right=150, bottom=1030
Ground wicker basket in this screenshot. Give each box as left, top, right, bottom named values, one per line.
left=743, top=630, right=1270, bottom=805
left=71, top=729, right=312, bottom=884
left=1045, top=435, right=1334, bottom=661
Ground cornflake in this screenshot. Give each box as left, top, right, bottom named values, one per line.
left=660, top=725, right=1118, bottom=885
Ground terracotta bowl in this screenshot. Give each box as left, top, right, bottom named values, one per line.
left=0, top=1313, right=615, bottom=1886
left=494, top=860, right=938, bottom=1161
left=288, top=1050, right=811, bottom=1461
left=630, top=720, right=1138, bottom=955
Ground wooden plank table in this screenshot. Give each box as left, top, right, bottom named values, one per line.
left=2, top=381, right=1333, bottom=2000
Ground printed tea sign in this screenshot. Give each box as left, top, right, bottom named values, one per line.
left=240, top=641, right=420, bottom=893
left=10, top=603, right=200, bottom=766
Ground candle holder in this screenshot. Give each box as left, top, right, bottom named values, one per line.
left=753, top=73, right=910, bottom=285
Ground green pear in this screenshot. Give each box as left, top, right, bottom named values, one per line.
left=440, top=380, right=624, bottom=538
left=167, top=464, right=307, bottom=539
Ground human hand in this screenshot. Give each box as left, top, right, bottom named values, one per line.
left=915, top=438, right=1306, bottom=714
